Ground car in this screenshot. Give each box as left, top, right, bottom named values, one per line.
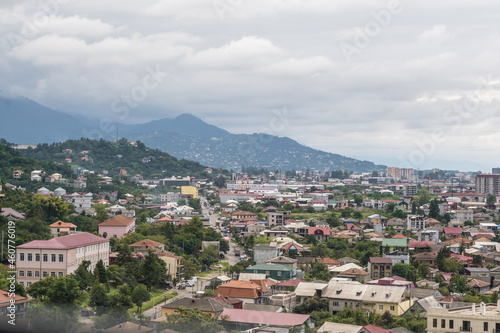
left=215, top=264, right=223, bottom=269
left=177, top=284, right=186, bottom=290
left=240, top=254, right=247, bottom=260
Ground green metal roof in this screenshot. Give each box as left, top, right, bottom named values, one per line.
left=246, top=264, right=293, bottom=271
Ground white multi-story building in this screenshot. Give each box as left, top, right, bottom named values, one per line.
left=427, top=302, right=500, bottom=333
left=16, top=233, right=109, bottom=287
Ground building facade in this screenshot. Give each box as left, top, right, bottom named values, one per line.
left=16, top=233, right=109, bottom=287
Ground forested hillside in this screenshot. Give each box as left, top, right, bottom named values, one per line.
left=0, top=139, right=73, bottom=182
left=20, top=138, right=221, bottom=179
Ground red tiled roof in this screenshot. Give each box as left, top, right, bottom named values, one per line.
left=363, top=325, right=391, bottom=333
left=308, top=227, right=331, bottom=236
left=49, top=220, right=77, bottom=228
left=0, top=290, right=29, bottom=305
left=369, top=257, right=392, bottom=264
left=443, top=227, right=462, bottom=234
left=130, top=239, right=164, bottom=248
left=275, top=279, right=307, bottom=287
left=17, top=232, right=107, bottom=249
left=216, top=281, right=262, bottom=299
left=99, top=215, right=135, bottom=227
left=392, top=234, right=406, bottom=239
left=219, top=309, right=310, bottom=326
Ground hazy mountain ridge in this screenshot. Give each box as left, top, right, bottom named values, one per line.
left=0, top=96, right=386, bottom=172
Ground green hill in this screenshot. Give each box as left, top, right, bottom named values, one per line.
left=0, top=139, right=73, bottom=182
left=20, top=138, right=219, bottom=179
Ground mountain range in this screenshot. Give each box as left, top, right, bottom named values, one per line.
left=0, top=95, right=386, bottom=172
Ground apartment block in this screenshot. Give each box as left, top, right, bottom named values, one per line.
left=475, top=174, right=500, bottom=195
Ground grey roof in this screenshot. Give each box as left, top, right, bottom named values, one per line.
left=416, top=296, right=441, bottom=311
left=465, top=267, right=490, bottom=273
left=295, top=282, right=328, bottom=297
left=266, top=256, right=298, bottom=264
left=410, top=288, right=443, bottom=299
left=242, top=303, right=282, bottom=312
left=161, top=297, right=231, bottom=313
left=390, top=327, right=415, bottom=333
left=323, top=280, right=407, bottom=303
left=317, top=322, right=363, bottom=333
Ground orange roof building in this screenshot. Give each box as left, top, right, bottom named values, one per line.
left=98, top=215, right=135, bottom=239
left=216, top=280, right=263, bottom=301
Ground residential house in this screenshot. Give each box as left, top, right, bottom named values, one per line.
left=407, top=214, right=425, bottom=230
left=0, top=207, right=25, bottom=220
left=467, top=279, right=490, bottom=294
left=404, top=296, right=441, bottom=317
left=231, top=210, right=257, bottom=222
left=160, top=297, right=231, bottom=317
left=216, top=280, right=265, bottom=304
left=49, top=221, right=77, bottom=236
left=0, top=289, right=30, bottom=317
left=323, top=280, right=413, bottom=316
left=254, top=243, right=280, bottom=264
left=245, top=264, right=296, bottom=280
left=16, top=233, right=109, bottom=287
left=265, top=256, right=298, bottom=269
left=443, top=227, right=462, bottom=238
left=381, top=238, right=410, bottom=264
left=337, top=268, right=369, bottom=283
left=218, top=309, right=312, bottom=331
left=264, top=226, right=290, bottom=239
left=98, top=215, right=135, bottom=239
left=69, top=192, right=92, bottom=213
left=31, top=170, right=45, bottom=181
left=294, top=282, right=328, bottom=305
left=129, top=239, right=165, bottom=255
left=156, top=251, right=183, bottom=280
left=413, top=252, right=437, bottom=266
left=12, top=170, right=23, bottom=179
left=267, top=211, right=292, bottom=226
left=308, top=227, right=331, bottom=242
left=464, top=268, right=491, bottom=283
left=368, top=257, right=393, bottom=280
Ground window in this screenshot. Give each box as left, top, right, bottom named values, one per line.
left=433, top=319, right=437, bottom=328
left=449, top=320, right=454, bottom=329
left=27, top=271, right=32, bottom=277
left=463, top=321, right=471, bottom=332
left=59, top=254, right=63, bottom=262
left=27, top=282, right=31, bottom=287
left=20, top=253, right=25, bottom=261
left=19, top=282, right=23, bottom=286
left=441, top=319, right=446, bottom=328
left=35, top=271, right=40, bottom=278
left=43, top=272, right=47, bottom=278
left=277, top=271, right=282, bottom=276
left=43, top=254, right=48, bottom=262
left=484, top=322, right=488, bottom=332
left=51, top=254, right=56, bottom=262
left=58, top=272, right=63, bottom=277
left=35, top=253, right=40, bottom=262
left=332, top=302, right=339, bottom=306
left=27, top=253, right=32, bottom=261
left=390, top=306, right=395, bottom=311
left=379, top=305, right=383, bottom=310
left=50, top=272, right=56, bottom=277
left=266, top=271, right=270, bottom=275
left=18, top=271, right=24, bottom=277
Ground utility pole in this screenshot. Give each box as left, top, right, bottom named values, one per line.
left=1, top=231, right=3, bottom=262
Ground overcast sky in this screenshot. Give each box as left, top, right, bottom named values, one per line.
left=1, top=0, right=500, bottom=172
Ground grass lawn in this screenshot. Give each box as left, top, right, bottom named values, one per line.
left=128, top=290, right=178, bottom=315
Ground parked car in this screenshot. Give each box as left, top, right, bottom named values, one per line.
left=240, top=254, right=247, bottom=260
left=177, top=284, right=186, bottom=290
